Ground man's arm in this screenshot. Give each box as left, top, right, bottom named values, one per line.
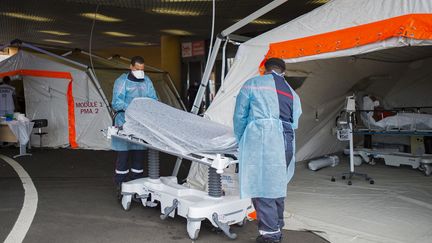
left=233, top=87, right=250, bottom=142
left=145, top=77, right=159, bottom=101
left=112, top=76, right=127, bottom=111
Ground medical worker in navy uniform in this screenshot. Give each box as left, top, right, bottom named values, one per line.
left=233, top=58, right=302, bottom=243
left=111, top=56, right=158, bottom=193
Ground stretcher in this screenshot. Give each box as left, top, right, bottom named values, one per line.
left=106, top=98, right=253, bottom=240
left=341, top=96, right=432, bottom=176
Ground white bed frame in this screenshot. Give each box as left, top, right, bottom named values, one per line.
left=108, top=129, right=252, bottom=240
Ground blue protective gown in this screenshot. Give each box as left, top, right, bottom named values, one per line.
left=233, top=74, right=302, bottom=199
left=111, top=73, right=158, bottom=151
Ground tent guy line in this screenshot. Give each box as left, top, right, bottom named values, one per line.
left=0, top=154, right=38, bottom=243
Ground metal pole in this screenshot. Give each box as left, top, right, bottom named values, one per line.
left=172, top=157, right=183, bottom=177
left=61, top=51, right=73, bottom=57
left=191, top=37, right=222, bottom=114
left=191, top=0, right=288, bottom=115
left=222, top=0, right=287, bottom=36
left=86, top=69, right=113, bottom=115
left=221, top=38, right=228, bottom=87
left=349, top=114, right=354, bottom=173
left=165, top=73, right=187, bottom=111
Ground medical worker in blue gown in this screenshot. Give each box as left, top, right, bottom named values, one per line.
left=233, top=58, right=302, bottom=243
left=111, top=56, right=158, bottom=192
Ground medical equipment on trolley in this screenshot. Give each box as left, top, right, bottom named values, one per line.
left=348, top=95, right=432, bottom=176
left=106, top=98, right=253, bottom=240
left=332, top=95, right=375, bottom=185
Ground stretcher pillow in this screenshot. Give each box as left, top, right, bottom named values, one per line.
left=123, top=98, right=237, bottom=155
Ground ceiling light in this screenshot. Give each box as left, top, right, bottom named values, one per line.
left=80, top=13, right=122, bottom=22
left=103, top=31, right=135, bottom=37
left=250, top=19, right=277, bottom=25
left=43, top=39, right=72, bottom=44
left=123, top=42, right=157, bottom=46
left=308, top=0, right=329, bottom=4
left=151, top=8, right=202, bottom=16
left=38, top=30, right=70, bottom=36
left=161, top=29, right=194, bottom=36
left=1, top=12, right=51, bottom=22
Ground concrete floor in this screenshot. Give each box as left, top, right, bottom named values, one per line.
left=0, top=147, right=329, bottom=243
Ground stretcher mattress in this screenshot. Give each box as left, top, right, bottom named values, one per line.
left=123, top=98, right=237, bottom=155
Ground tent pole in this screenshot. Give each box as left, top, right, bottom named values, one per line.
left=165, top=73, right=187, bottom=111
left=191, top=0, right=288, bottom=115
left=61, top=51, right=73, bottom=57
left=191, top=37, right=222, bottom=114
left=86, top=69, right=113, bottom=115
left=21, top=42, right=88, bottom=69
left=81, top=50, right=113, bottom=63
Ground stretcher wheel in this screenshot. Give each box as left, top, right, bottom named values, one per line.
left=369, top=180, right=375, bottom=185
left=348, top=181, right=352, bottom=185
left=342, top=175, right=346, bottom=180
left=121, top=195, right=132, bottom=211
left=331, top=176, right=336, bottom=182
left=187, top=220, right=201, bottom=240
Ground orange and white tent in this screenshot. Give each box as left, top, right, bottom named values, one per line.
left=0, top=50, right=112, bottom=149
left=191, top=1, right=432, bottom=242
left=205, top=0, right=432, bottom=161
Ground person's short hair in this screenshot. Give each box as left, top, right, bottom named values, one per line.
left=2, top=76, right=11, bottom=84
left=130, top=56, right=145, bottom=66
left=264, top=58, right=286, bottom=72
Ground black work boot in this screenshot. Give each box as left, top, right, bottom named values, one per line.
left=256, top=235, right=281, bottom=243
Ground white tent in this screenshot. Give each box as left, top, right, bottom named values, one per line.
left=205, top=0, right=432, bottom=161
left=0, top=50, right=112, bottom=149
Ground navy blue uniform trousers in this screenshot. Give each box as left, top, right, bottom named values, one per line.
left=114, top=150, right=145, bottom=185
left=252, top=132, right=293, bottom=240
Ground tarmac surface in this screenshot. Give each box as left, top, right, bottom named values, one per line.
left=0, top=147, right=329, bottom=243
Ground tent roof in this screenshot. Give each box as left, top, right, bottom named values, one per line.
left=207, top=0, right=432, bottom=124
left=245, top=0, right=432, bottom=56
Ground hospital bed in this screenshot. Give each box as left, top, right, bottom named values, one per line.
left=339, top=95, right=432, bottom=176
left=106, top=98, right=253, bottom=240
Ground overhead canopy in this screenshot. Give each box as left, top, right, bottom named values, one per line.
left=205, top=0, right=432, bottom=161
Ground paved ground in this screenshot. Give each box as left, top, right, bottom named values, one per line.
left=0, top=147, right=329, bottom=243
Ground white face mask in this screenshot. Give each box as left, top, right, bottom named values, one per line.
left=373, top=100, right=380, bottom=107
left=132, top=70, right=145, bottom=79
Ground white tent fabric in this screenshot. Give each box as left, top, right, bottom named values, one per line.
left=0, top=51, right=111, bottom=149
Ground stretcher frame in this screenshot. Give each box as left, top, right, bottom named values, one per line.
left=110, top=131, right=253, bottom=240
